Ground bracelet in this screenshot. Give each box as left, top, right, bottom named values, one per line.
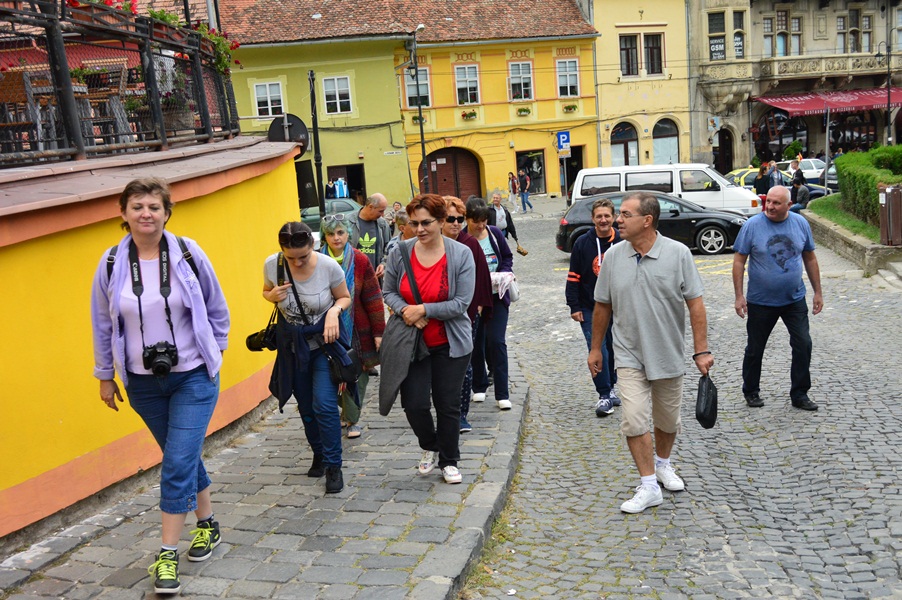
left=692, top=351, right=712, bottom=359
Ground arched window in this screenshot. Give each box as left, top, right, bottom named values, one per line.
left=611, top=122, right=638, bottom=166
left=754, top=109, right=808, bottom=162
left=652, top=119, right=679, bottom=164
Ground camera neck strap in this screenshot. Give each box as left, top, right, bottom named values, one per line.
left=279, top=252, right=313, bottom=327
left=128, top=237, right=177, bottom=349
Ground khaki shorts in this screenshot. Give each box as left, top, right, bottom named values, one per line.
left=617, top=367, right=683, bottom=439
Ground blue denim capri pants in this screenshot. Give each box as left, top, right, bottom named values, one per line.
left=126, top=365, right=219, bottom=515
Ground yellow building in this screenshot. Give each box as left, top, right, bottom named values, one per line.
left=590, top=1, right=692, bottom=168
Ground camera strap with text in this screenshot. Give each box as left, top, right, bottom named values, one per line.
left=128, top=237, right=178, bottom=352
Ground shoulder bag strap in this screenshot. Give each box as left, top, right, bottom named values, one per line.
left=280, top=252, right=313, bottom=326
left=399, top=240, right=423, bottom=305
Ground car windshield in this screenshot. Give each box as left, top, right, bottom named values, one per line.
left=708, top=168, right=737, bottom=188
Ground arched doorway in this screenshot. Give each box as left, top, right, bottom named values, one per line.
left=611, top=122, right=638, bottom=166
left=421, top=148, right=482, bottom=200
left=755, top=109, right=808, bottom=162
left=713, top=129, right=734, bottom=174
left=652, top=119, right=679, bottom=164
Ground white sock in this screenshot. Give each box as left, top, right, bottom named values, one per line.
left=640, top=474, right=659, bottom=490
left=654, top=455, right=670, bottom=468
left=161, top=544, right=178, bottom=552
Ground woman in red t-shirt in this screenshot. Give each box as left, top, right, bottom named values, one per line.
left=382, top=194, right=476, bottom=485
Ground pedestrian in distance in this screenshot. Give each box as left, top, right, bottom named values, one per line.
left=263, top=222, right=353, bottom=494
left=517, top=168, right=534, bottom=212
left=381, top=194, right=475, bottom=484
left=790, top=176, right=810, bottom=212
left=488, top=191, right=519, bottom=242
left=319, top=214, right=385, bottom=439
left=442, top=195, right=494, bottom=433
left=732, top=185, right=823, bottom=411
left=508, top=171, right=520, bottom=212
left=465, top=197, right=515, bottom=411
left=754, top=164, right=770, bottom=197
left=565, top=198, right=621, bottom=417
left=588, top=191, right=713, bottom=514
left=91, top=177, right=230, bottom=595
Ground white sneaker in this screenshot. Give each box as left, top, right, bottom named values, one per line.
left=418, top=451, right=437, bottom=475
left=620, top=485, right=663, bottom=514
left=441, top=466, right=462, bottom=484
left=655, top=463, right=685, bottom=491
left=497, top=399, right=512, bottom=410
left=471, top=392, right=486, bottom=403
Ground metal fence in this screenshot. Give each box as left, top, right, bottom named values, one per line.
left=0, top=0, right=239, bottom=166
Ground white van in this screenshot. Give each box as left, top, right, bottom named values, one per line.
left=571, top=164, right=761, bottom=215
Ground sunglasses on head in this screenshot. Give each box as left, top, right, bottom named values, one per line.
left=322, top=213, right=347, bottom=224
left=445, top=216, right=466, bottom=224
left=278, top=230, right=312, bottom=247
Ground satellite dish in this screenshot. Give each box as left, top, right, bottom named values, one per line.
left=267, top=114, right=309, bottom=154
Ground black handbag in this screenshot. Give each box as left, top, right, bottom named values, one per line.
left=324, top=344, right=363, bottom=385
left=246, top=306, right=278, bottom=352
left=696, top=374, right=718, bottom=429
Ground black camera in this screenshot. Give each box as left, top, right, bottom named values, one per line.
left=143, top=341, right=179, bottom=377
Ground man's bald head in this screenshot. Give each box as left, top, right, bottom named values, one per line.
left=361, top=193, right=388, bottom=221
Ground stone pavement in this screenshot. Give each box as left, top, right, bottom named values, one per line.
left=463, top=209, right=902, bottom=599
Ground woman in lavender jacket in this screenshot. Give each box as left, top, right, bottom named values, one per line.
left=91, top=177, right=229, bottom=596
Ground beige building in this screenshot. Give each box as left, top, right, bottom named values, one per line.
left=689, top=0, right=901, bottom=171
left=576, top=1, right=692, bottom=167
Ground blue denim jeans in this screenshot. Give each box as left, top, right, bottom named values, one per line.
left=472, top=297, right=509, bottom=401
left=519, top=191, right=533, bottom=212
left=126, top=365, right=219, bottom=515
left=579, top=308, right=617, bottom=398
left=742, top=299, right=812, bottom=402
left=292, top=348, right=342, bottom=467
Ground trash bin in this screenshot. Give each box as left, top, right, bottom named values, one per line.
left=880, top=186, right=902, bottom=246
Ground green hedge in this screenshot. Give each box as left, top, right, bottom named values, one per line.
left=834, top=147, right=902, bottom=225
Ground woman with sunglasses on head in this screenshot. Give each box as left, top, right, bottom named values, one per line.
left=319, top=214, right=385, bottom=439
left=465, top=197, right=515, bottom=411
left=442, top=196, right=493, bottom=433
left=91, top=177, right=230, bottom=595
left=263, top=222, right=352, bottom=494
left=382, top=194, right=475, bottom=484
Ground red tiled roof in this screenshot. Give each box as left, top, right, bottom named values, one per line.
left=218, top=0, right=595, bottom=45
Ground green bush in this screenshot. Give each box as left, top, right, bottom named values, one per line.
left=783, top=140, right=803, bottom=160
left=834, top=148, right=902, bottom=226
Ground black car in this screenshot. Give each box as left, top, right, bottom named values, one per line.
left=555, top=191, right=748, bottom=255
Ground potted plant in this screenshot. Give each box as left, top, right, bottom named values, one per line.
left=517, top=107, right=531, bottom=116
left=191, top=21, right=240, bottom=77
left=147, top=7, right=189, bottom=41
left=66, top=0, right=137, bottom=29
left=563, top=104, right=578, bottom=113
left=461, top=109, right=477, bottom=120
left=412, top=115, right=426, bottom=124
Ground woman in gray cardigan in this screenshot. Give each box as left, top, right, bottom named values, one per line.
left=382, top=194, right=475, bottom=484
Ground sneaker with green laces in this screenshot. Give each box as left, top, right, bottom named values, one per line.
left=148, top=549, right=181, bottom=594
left=187, top=520, right=221, bottom=562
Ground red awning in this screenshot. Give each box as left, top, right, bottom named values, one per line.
left=754, top=87, right=902, bottom=116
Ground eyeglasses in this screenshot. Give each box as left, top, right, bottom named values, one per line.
left=445, top=216, right=466, bottom=224
left=322, top=213, right=347, bottom=224
left=278, top=230, right=313, bottom=247
left=409, top=218, right=437, bottom=228
left=617, top=211, right=645, bottom=219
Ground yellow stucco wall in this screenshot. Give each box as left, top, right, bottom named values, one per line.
left=233, top=40, right=414, bottom=203
left=0, top=160, right=299, bottom=536
left=400, top=39, right=599, bottom=197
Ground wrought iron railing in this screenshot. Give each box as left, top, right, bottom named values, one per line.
left=0, top=0, right=239, bottom=166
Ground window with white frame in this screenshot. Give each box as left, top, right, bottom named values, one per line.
left=510, top=62, right=533, bottom=100
left=455, top=65, right=479, bottom=105
left=620, top=35, right=639, bottom=75
left=708, top=12, right=726, bottom=61
left=644, top=34, right=663, bottom=74
left=254, top=82, right=283, bottom=117
left=556, top=60, right=578, bottom=97
left=323, top=76, right=351, bottom=114
left=763, top=17, right=774, bottom=58
left=733, top=11, right=745, bottom=59
left=763, top=10, right=800, bottom=57
left=404, top=67, right=431, bottom=108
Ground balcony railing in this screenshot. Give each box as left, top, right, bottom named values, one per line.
left=0, top=0, right=239, bottom=167
left=759, top=52, right=896, bottom=80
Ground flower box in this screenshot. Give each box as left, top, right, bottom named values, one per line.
left=563, top=104, right=578, bottom=113
left=68, top=3, right=135, bottom=31
left=412, top=115, right=426, bottom=124
left=461, top=110, right=477, bottom=120
left=517, top=108, right=531, bottom=116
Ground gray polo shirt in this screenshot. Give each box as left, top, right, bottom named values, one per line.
left=594, top=232, right=704, bottom=380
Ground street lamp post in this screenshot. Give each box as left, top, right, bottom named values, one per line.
left=408, top=24, right=428, bottom=193
left=877, top=41, right=893, bottom=146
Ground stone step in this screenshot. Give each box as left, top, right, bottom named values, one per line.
left=887, top=261, right=902, bottom=279
left=877, top=268, right=902, bottom=290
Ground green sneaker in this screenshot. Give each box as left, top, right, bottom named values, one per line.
left=147, top=549, right=180, bottom=595
left=187, top=520, right=221, bottom=562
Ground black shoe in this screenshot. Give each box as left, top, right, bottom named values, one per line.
left=307, top=454, right=325, bottom=478
left=487, top=374, right=494, bottom=387
left=325, top=466, right=344, bottom=493
left=744, top=393, right=764, bottom=408
left=187, top=519, right=220, bottom=562
left=792, top=396, right=819, bottom=411
left=148, top=549, right=180, bottom=595
left=368, top=368, right=379, bottom=377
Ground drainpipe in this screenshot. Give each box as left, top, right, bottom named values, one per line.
left=685, top=0, right=693, bottom=163
left=591, top=2, right=602, bottom=166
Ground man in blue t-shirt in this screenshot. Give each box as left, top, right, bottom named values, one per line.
left=732, top=185, right=823, bottom=411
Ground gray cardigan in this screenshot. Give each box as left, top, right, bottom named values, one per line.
left=382, top=237, right=475, bottom=358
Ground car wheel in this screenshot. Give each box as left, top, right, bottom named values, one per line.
left=695, top=225, right=727, bottom=255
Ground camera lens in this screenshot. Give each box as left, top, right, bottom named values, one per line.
left=151, top=354, right=172, bottom=377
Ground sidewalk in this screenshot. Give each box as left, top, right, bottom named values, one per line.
left=0, top=357, right=528, bottom=599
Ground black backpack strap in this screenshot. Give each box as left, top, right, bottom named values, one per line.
left=277, top=252, right=285, bottom=285
left=106, top=245, right=118, bottom=279
left=176, top=236, right=200, bottom=278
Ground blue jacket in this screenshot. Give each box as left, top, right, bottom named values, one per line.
left=566, top=227, right=621, bottom=312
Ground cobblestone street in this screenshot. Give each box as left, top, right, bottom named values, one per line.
left=465, top=206, right=902, bottom=599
